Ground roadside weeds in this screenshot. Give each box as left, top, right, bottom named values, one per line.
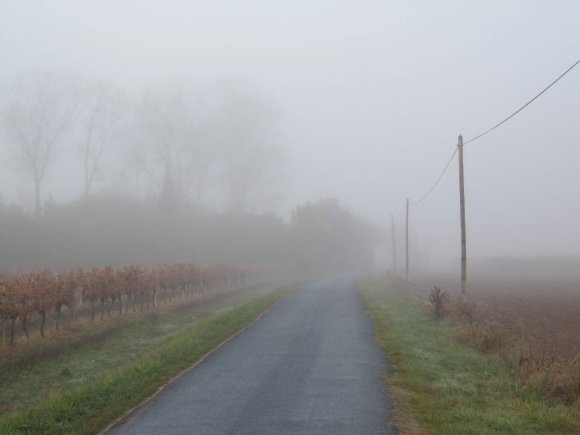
left=359, top=278, right=580, bottom=434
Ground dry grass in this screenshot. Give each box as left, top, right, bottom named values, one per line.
left=409, top=274, right=580, bottom=406
left=383, top=375, right=426, bottom=435
left=361, top=277, right=580, bottom=434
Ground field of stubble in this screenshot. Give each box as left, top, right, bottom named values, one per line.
left=408, top=270, right=580, bottom=405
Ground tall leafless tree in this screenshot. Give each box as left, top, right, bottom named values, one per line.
left=133, top=86, right=211, bottom=210
left=78, top=79, right=125, bottom=197
left=210, top=80, right=284, bottom=213
left=1, top=71, right=79, bottom=218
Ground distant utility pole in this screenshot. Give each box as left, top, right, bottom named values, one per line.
left=391, top=214, right=397, bottom=275
left=405, top=198, right=410, bottom=281
left=458, top=135, right=467, bottom=295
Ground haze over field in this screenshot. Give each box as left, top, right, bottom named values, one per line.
left=1, top=1, right=579, bottom=273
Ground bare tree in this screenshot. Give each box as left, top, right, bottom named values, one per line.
left=1, top=71, right=79, bottom=218
left=134, top=89, right=185, bottom=210
left=78, top=79, right=125, bottom=197
left=129, top=81, right=284, bottom=213
left=210, top=80, right=284, bottom=213
left=133, top=85, right=211, bottom=210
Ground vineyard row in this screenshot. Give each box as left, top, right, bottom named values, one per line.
left=0, top=263, right=248, bottom=345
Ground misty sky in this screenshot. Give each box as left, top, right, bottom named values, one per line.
left=1, top=1, right=579, bottom=263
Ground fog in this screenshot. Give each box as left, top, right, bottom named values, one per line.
left=1, top=1, right=579, bottom=276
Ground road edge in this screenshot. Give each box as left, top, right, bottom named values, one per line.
left=98, top=289, right=293, bottom=434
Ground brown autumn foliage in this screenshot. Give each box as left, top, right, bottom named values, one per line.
left=0, top=263, right=247, bottom=347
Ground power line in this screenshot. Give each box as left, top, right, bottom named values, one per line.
left=464, top=58, right=580, bottom=145
left=410, top=147, right=457, bottom=205
left=400, top=58, right=579, bottom=288
left=407, top=57, right=579, bottom=205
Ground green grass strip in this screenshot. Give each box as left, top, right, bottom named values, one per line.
left=359, top=279, right=579, bottom=435
left=0, top=285, right=293, bottom=435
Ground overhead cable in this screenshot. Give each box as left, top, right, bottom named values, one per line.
left=408, top=57, right=579, bottom=206
left=410, top=147, right=458, bottom=205
left=464, top=58, right=580, bottom=145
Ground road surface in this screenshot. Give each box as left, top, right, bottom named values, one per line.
left=107, top=280, right=392, bottom=435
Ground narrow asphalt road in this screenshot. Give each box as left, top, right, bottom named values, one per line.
left=107, top=280, right=392, bottom=435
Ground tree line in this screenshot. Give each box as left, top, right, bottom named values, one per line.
left=0, top=198, right=379, bottom=346
left=0, top=71, right=284, bottom=217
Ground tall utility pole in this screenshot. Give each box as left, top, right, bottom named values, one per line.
left=458, top=135, right=467, bottom=295
left=405, top=198, right=410, bottom=281
left=391, top=214, right=397, bottom=275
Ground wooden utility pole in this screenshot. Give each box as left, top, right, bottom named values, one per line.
left=391, top=214, right=397, bottom=275
left=405, top=198, right=410, bottom=281
left=458, top=135, right=467, bottom=295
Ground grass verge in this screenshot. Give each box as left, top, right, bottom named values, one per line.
left=0, top=284, right=277, bottom=416
left=359, top=278, right=580, bottom=434
left=0, top=285, right=293, bottom=435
